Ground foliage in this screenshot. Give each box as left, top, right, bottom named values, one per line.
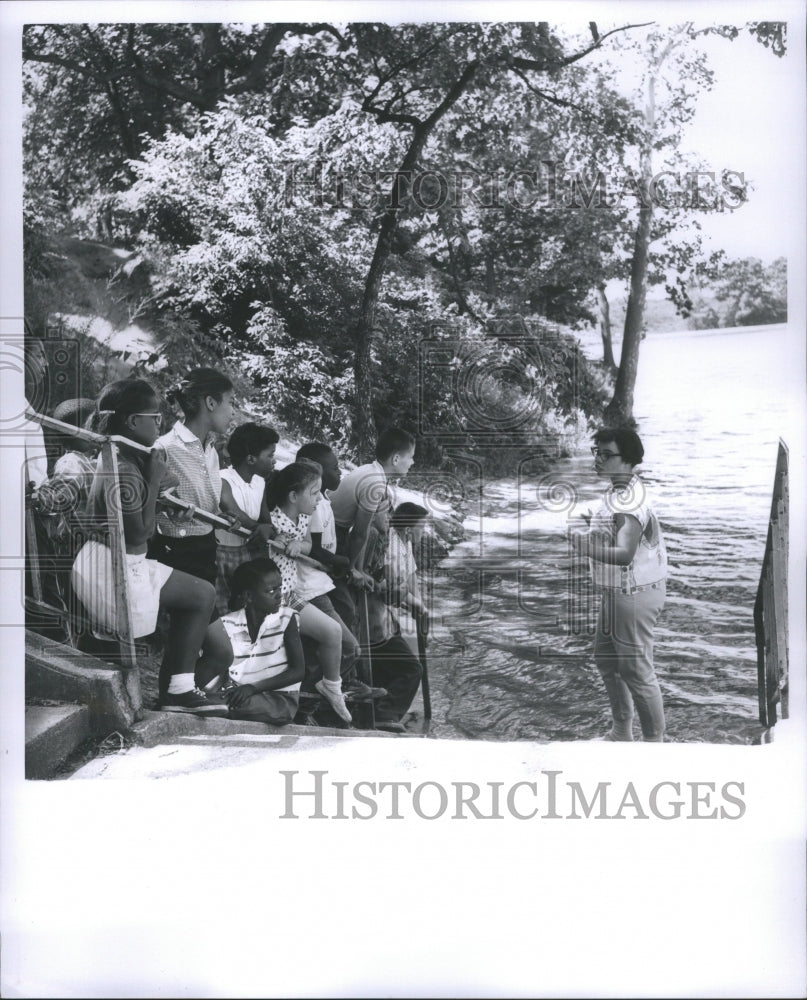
left=22, top=19, right=786, bottom=466
left=712, top=257, right=787, bottom=327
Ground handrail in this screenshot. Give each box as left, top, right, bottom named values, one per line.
left=26, top=407, right=153, bottom=453
left=27, top=406, right=330, bottom=572
left=754, top=439, right=789, bottom=728
left=24, top=414, right=139, bottom=680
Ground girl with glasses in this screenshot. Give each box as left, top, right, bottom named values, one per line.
left=72, top=379, right=233, bottom=715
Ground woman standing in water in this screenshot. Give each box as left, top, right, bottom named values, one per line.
left=570, top=428, right=668, bottom=742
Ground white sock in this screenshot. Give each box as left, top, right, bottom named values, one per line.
left=167, top=673, right=196, bottom=695
left=319, top=678, right=342, bottom=693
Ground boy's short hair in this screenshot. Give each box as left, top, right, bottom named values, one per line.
left=376, top=427, right=415, bottom=462
left=227, top=423, right=280, bottom=465
left=594, top=427, right=644, bottom=467
left=229, top=557, right=281, bottom=604
left=391, top=502, right=429, bottom=530
left=296, top=441, right=334, bottom=464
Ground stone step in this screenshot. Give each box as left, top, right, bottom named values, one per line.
left=129, top=710, right=424, bottom=748
left=25, top=705, right=92, bottom=779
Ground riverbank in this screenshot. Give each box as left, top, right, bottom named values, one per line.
left=422, top=323, right=800, bottom=744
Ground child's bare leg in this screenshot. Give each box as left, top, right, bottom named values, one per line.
left=197, top=619, right=234, bottom=691
left=298, top=602, right=351, bottom=722
left=298, top=602, right=342, bottom=680
left=158, top=569, right=216, bottom=694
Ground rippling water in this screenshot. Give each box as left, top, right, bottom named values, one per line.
left=425, top=325, right=801, bottom=744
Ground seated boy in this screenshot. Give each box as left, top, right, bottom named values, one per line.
left=386, top=502, right=430, bottom=658
left=215, top=422, right=279, bottom=615
left=359, top=507, right=423, bottom=733
left=219, top=557, right=304, bottom=726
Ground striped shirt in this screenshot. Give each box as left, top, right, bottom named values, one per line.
left=221, top=606, right=300, bottom=692
left=155, top=420, right=221, bottom=538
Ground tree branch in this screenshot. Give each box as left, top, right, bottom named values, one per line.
left=424, top=60, right=479, bottom=130
left=360, top=25, right=468, bottom=116
left=363, top=103, right=423, bottom=127
left=512, top=68, right=576, bottom=108
left=512, top=21, right=655, bottom=72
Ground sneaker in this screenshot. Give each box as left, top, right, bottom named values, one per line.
left=344, top=680, right=388, bottom=702
left=160, top=688, right=230, bottom=717
left=374, top=719, right=406, bottom=734
left=314, top=679, right=352, bottom=723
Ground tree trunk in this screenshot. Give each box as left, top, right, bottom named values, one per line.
left=603, top=44, right=669, bottom=428
left=353, top=127, right=428, bottom=459
left=485, top=250, right=497, bottom=305
left=596, top=282, right=617, bottom=371
left=352, top=61, right=479, bottom=458
left=604, top=194, right=652, bottom=427
left=198, top=24, right=226, bottom=111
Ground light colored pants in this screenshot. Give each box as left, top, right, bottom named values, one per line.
left=594, top=582, right=666, bottom=741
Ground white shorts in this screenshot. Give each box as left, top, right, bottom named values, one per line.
left=72, top=540, right=173, bottom=638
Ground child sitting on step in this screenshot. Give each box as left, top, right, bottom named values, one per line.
left=219, top=558, right=304, bottom=726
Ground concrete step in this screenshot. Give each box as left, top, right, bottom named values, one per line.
left=25, top=704, right=92, bottom=779
left=129, top=710, right=424, bottom=748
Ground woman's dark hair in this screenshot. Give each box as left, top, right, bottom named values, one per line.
left=593, top=427, right=644, bottom=467
left=391, top=502, right=429, bottom=531
left=166, top=368, right=233, bottom=418
left=89, top=379, right=158, bottom=436
left=229, top=557, right=281, bottom=608
left=265, top=460, right=322, bottom=509
left=227, top=423, right=280, bottom=465
left=376, top=427, right=415, bottom=462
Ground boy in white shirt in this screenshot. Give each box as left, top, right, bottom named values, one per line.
left=215, top=423, right=279, bottom=614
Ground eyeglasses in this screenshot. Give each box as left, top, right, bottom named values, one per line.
left=133, top=412, right=163, bottom=427
left=591, top=447, right=621, bottom=460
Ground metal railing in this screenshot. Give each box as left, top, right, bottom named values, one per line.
left=25, top=410, right=139, bottom=667
left=754, top=439, right=789, bottom=728
left=24, top=409, right=328, bottom=672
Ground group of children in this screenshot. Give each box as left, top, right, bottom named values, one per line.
left=35, top=368, right=428, bottom=733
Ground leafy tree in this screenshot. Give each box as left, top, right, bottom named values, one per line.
left=23, top=22, right=345, bottom=229
left=336, top=21, right=650, bottom=454
left=602, top=21, right=786, bottom=426
left=713, top=257, right=787, bottom=327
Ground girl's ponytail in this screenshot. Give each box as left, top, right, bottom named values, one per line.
left=167, top=369, right=233, bottom=418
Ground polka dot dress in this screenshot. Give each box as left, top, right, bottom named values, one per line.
left=270, top=506, right=311, bottom=603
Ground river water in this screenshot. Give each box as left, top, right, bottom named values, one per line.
left=424, top=324, right=802, bottom=744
